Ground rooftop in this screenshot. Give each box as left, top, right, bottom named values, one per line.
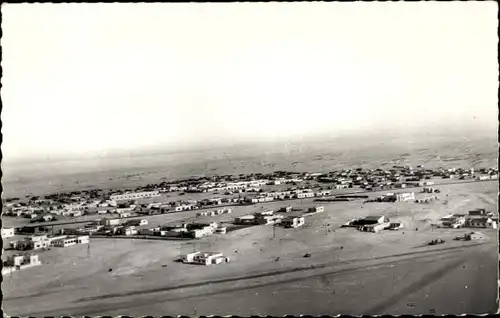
left=364, top=215, right=384, bottom=221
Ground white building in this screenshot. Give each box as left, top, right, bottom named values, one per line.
left=1, top=228, right=15, bottom=238
left=52, top=235, right=90, bottom=247
left=174, top=204, right=194, bottom=212
left=297, top=192, right=315, bottom=199
left=118, top=212, right=132, bottom=218
left=396, top=192, right=415, bottom=202
left=308, top=206, right=325, bottom=213
left=2, top=253, right=42, bottom=275
left=282, top=216, right=305, bottom=228
left=256, top=210, right=274, bottom=216
left=101, top=218, right=121, bottom=226
left=315, top=191, right=331, bottom=197
left=182, top=251, right=230, bottom=265
left=110, top=191, right=160, bottom=201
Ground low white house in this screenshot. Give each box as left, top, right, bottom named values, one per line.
left=256, top=210, right=274, bottom=216
left=281, top=216, right=305, bottom=228
left=297, top=192, right=315, bottom=199
left=1, top=228, right=15, bottom=238
left=52, top=235, right=90, bottom=247
left=308, top=206, right=324, bottom=213
left=2, top=253, right=42, bottom=275
left=182, top=251, right=230, bottom=265
left=101, top=218, right=121, bottom=226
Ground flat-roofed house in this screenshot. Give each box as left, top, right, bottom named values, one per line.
left=467, top=216, right=492, bottom=228
left=308, top=206, right=324, bottom=213
left=52, top=235, right=89, bottom=247
left=281, top=216, right=305, bottom=228
left=1, top=228, right=15, bottom=238
left=182, top=251, right=230, bottom=266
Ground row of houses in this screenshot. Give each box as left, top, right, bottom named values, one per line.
left=9, top=234, right=90, bottom=251
left=234, top=206, right=317, bottom=228
left=186, top=179, right=272, bottom=193
left=110, top=191, right=161, bottom=202
left=415, top=195, right=439, bottom=203
left=94, top=217, right=226, bottom=238
left=2, top=253, right=42, bottom=275
left=197, top=208, right=232, bottom=217
left=370, top=192, right=416, bottom=203
left=477, top=174, right=499, bottom=181
left=439, top=209, right=497, bottom=229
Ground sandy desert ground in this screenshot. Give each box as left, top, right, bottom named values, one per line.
left=2, top=180, right=497, bottom=316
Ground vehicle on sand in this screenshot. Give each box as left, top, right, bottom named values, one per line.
left=428, top=239, right=445, bottom=245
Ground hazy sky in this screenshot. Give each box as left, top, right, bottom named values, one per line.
left=2, top=2, right=498, bottom=161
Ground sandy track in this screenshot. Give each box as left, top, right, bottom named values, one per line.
left=9, top=240, right=496, bottom=317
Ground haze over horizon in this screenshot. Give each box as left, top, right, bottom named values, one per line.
left=2, top=2, right=498, bottom=163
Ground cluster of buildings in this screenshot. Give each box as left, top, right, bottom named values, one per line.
left=92, top=217, right=226, bottom=239
left=8, top=233, right=90, bottom=251
left=415, top=195, right=439, bottom=204
left=369, top=192, right=416, bottom=203
left=244, top=189, right=329, bottom=204
left=439, top=209, right=497, bottom=229
left=281, top=215, right=305, bottom=228
left=422, top=187, right=440, bottom=193
left=2, top=253, right=42, bottom=275
left=109, top=191, right=160, bottom=201
left=234, top=206, right=315, bottom=228
left=3, top=194, right=118, bottom=220
left=235, top=210, right=284, bottom=226
left=181, top=251, right=230, bottom=265
left=477, top=174, right=499, bottom=181
left=197, top=208, right=232, bottom=217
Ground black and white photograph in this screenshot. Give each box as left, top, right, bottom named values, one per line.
left=1, top=2, right=498, bottom=316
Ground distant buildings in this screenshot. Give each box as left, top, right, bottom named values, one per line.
left=110, top=191, right=160, bottom=201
